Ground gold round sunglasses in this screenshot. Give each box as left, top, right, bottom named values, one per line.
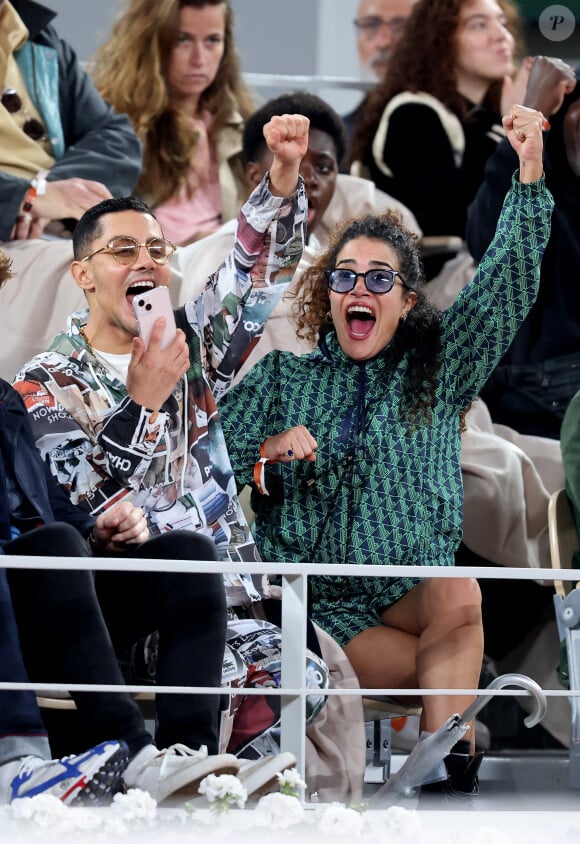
left=81, top=236, right=176, bottom=266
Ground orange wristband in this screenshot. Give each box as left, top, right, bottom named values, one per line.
left=22, top=169, right=48, bottom=212
left=253, top=441, right=271, bottom=496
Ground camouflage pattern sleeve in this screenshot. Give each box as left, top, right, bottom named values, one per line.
left=184, top=172, right=307, bottom=401
left=12, top=351, right=170, bottom=514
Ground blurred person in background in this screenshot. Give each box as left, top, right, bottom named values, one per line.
left=92, top=0, right=255, bottom=247
left=0, top=0, right=141, bottom=379
left=347, top=0, right=527, bottom=278
left=343, top=0, right=417, bottom=143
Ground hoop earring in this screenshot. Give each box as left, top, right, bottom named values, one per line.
left=325, top=311, right=333, bottom=324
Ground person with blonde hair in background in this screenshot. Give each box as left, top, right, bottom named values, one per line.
left=91, top=0, right=255, bottom=247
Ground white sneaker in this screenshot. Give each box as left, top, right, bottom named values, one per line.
left=124, top=744, right=240, bottom=804
left=237, top=752, right=297, bottom=799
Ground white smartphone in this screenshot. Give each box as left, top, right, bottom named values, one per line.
left=133, top=286, right=177, bottom=350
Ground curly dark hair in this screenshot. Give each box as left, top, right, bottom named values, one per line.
left=292, top=212, right=444, bottom=428
left=348, top=0, right=523, bottom=169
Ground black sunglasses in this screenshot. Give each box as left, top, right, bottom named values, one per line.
left=325, top=268, right=405, bottom=294
left=2, top=89, right=46, bottom=141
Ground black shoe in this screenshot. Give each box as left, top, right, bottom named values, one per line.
left=418, top=751, right=484, bottom=809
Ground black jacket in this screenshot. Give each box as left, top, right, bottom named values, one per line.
left=466, top=75, right=580, bottom=366
left=0, top=378, right=94, bottom=545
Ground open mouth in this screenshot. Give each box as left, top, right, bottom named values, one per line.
left=346, top=304, right=375, bottom=339
left=126, top=280, right=155, bottom=305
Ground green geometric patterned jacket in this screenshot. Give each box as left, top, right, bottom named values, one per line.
left=220, top=176, right=553, bottom=639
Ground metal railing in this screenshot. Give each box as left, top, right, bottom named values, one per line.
left=243, top=72, right=374, bottom=93
left=3, top=556, right=580, bottom=782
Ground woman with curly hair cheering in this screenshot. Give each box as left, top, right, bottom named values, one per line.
left=219, top=105, right=552, bottom=803
left=91, top=0, right=255, bottom=245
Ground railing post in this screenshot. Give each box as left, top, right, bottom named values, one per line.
left=280, top=571, right=308, bottom=782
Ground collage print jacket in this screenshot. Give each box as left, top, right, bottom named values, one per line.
left=13, top=173, right=307, bottom=606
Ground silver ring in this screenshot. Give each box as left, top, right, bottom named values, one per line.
left=287, top=449, right=294, bottom=457
left=18, top=213, right=32, bottom=224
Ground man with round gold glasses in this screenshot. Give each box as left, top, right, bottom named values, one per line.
left=79, top=236, right=177, bottom=267
left=12, top=116, right=316, bottom=792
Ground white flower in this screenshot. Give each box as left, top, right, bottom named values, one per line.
left=112, top=788, right=157, bottom=823
left=379, top=805, right=423, bottom=841
left=102, top=816, right=130, bottom=838
left=276, top=768, right=306, bottom=797
left=318, top=803, right=364, bottom=837
left=10, top=794, right=68, bottom=826
left=198, top=774, right=247, bottom=813
left=65, top=807, right=103, bottom=831
left=253, top=792, right=305, bottom=829
left=0, top=806, right=13, bottom=829
left=469, top=826, right=511, bottom=844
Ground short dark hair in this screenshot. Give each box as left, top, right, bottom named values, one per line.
left=242, top=91, right=347, bottom=167
left=73, top=196, right=155, bottom=260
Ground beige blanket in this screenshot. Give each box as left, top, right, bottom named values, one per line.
left=462, top=399, right=564, bottom=570
left=306, top=625, right=365, bottom=804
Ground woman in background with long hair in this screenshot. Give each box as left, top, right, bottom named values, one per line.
left=347, top=0, right=525, bottom=276
left=92, top=0, right=255, bottom=245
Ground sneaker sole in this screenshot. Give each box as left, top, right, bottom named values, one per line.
left=157, top=755, right=241, bottom=805
left=71, top=743, right=130, bottom=806
left=239, top=752, right=297, bottom=800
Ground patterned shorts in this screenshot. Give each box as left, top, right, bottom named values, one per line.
left=311, top=574, right=421, bottom=647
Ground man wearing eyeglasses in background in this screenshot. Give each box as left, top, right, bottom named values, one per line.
left=343, top=0, right=417, bottom=143
left=0, top=0, right=141, bottom=381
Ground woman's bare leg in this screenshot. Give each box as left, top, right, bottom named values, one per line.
left=344, top=577, right=483, bottom=745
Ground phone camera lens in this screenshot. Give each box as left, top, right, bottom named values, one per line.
left=137, top=299, right=144, bottom=308
left=145, top=303, right=152, bottom=311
